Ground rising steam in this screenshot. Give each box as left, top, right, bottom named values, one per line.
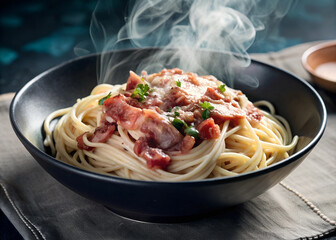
left=88, top=0, right=292, bottom=86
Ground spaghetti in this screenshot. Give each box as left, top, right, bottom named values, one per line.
left=44, top=69, right=298, bottom=181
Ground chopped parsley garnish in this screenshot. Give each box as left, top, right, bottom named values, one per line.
left=176, top=80, right=181, bottom=87
left=98, top=92, right=112, bottom=105
left=131, top=84, right=152, bottom=102
left=167, top=108, right=180, bottom=118
left=202, top=109, right=211, bottom=120
left=200, top=101, right=215, bottom=110
left=200, top=101, right=214, bottom=120
left=172, top=118, right=187, bottom=130
left=219, top=84, right=226, bottom=93
left=184, top=126, right=199, bottom=139
left=171, top=118, right=199, bottom=139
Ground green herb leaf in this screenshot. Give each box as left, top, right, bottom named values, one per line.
left=200, top=101, right=214, bottom=120
left=174, top=111, right=180, bottom=117
left=202, top=109, right=210, bottom=120
left=171, top=117, right=199, bottom=139
left=131, top=84, right=152, bottom=102
left=184, top=126, right=199, bottom=139
left=199, top=101, right=214, bottom=110
left=98, top=92, right=112, bottom=105
left=219, top=84, right=226, bottom=93
left=131, top=87, right=139, bottom=98
left=172, top=118, right=187, bottom=131
left=176, top=80, right=181, bottom=87
left=167, top=107, right=172, bottom=112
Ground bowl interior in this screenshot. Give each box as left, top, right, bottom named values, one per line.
left=11, top=48, right=326, bottom=177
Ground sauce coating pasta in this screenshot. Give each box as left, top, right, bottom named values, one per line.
left=44, top=69, right=298, bottom=181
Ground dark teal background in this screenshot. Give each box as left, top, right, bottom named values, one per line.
left=0, top=0, right=335, bottom=94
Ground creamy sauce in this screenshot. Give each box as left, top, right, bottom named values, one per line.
left=315, top=62, right=336, bottom=82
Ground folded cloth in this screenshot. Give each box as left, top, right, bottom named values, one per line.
left=1, top=42, right=336, bottom=240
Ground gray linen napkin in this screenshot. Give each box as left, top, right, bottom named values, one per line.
left=1, top=42, right=336, bottom=240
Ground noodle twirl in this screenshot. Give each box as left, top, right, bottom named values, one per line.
left=44, top=68, right=298, bottom=181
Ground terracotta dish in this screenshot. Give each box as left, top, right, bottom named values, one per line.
left=302, top=41, right=336, bottom=92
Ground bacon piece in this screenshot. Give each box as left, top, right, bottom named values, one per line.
left=186, top=72, right=199, bottom=85
left=141, top=110, right=183, bottom=149
left=197, top=118, right=221, bottom=140
left=161, top=68, right=183, bottom=75
left=126, top=71, right=142, bottom=91
left=146, top=68, right=183, bottom=84
left=104, top=95, right=183, bottom=150
left=143, top=95, right=163, bottom=109
left=170, top=87, right=191, bottom=106
left=167, top=134, right=195, bottom=153
left=134, top=138, right=171, bottom=170
left=181, top=135, right=195, bottom=153
left=104, top=95, right=144, bottom=130
left=162, top=87, right=192, bottom=110
left=205, top=87, right=224, bottom=100
left=90, top=122, right=116, bottom=143
left=209, top=102, right=245, bottom=125
left=143, top=148, right=170, bottom=169
left=77, top=133, right=94, bottom=151
left=179, top=111, right=195, bottom=124
left=77, top=122, right=116, bottom=151
left=245, top=103, right=263, bottom=124
left=95, top=68, right=263, bottom=170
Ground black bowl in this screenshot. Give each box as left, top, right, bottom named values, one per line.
left=10, top=48, right=326, bottom=222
